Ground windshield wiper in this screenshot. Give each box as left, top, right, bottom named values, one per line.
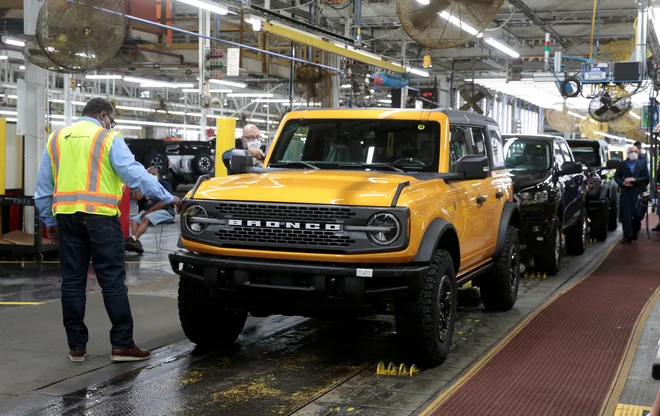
left=339, top=163, right=405, bottom=173
left=269, top=161, right=319, bottom=170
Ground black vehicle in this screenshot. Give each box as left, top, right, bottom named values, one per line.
left=165, top=140, right=215, bottom=190
left=124, top=138, right=172, bottom=183
left=503, top=134, right=588, bottom=275
left=566, top=139, right=620, bottom=239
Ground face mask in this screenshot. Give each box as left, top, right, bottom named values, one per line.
left=246, top=139, right=262, bottom=149
left=629, top=153, right=639, bottom=161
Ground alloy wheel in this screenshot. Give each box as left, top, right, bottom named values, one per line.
left=151, top=156, right=165, bottom=171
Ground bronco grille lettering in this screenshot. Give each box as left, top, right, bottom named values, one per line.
left=227, top=219, right=341, bottom=231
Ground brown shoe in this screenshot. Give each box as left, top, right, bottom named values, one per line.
left=111, top=345, right=151, bottom=362
left=69, top=349, right=87, bottom=362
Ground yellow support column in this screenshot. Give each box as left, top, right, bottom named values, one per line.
left=215, top=117, right=236, bottom=177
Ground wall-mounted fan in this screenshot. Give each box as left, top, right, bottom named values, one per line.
left=588, top=87, right=632, bottom=122
left=294, top=64, right=332, bottom=105
left=458, top=82, right=492, bottom=115
left=36, top=0, right=126, bottom=72
left=22, top=37, right=79, bottom=73
left=397, top=0, right=503, bottom=48
left=609, top=105, right=641, bottom=133
left=579, top=115, right=608, bottom=139
left=545, top=104, right=579, bottom=133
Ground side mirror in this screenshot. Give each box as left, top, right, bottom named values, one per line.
left=455, top=155, right=490, bottom=180
left=606, top=159, right=621, bottom=169
left=559, top=161, right=582, bottom=175
left=230, top=149, right=253, bottom=173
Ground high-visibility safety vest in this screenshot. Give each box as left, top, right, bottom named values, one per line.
left=47, top=120, right=124, bottom=216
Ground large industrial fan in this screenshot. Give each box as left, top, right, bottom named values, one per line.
left=294, top=64, right=332, bottom=104
left=457, top=82, right=492, bottom=115
left=579, top=115, right=608, bottom=139
left=609, top=105, right=641, bottom=133
left=36, top=0, right=126, bottom=72
left=396, top=0, right=503, bottom=48
left=545, top=104, right=579, bottom=133
left=588, top=86, right=632, bottom=122
left=22, top=38, right=79, bottom=73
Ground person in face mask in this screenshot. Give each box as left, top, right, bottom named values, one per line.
left=614, top=145, right=650, bottom=244
left=222, top=124, right=266, bottom=175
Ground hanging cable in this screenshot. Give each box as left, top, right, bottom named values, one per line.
left=486, top=5, right=516, bottom=31
left=589, top=0, right=599, bottom=59
left=326, top=0, right=354, bottom=11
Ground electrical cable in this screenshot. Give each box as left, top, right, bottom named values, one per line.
left=485, top=5, right=516, bottom=31
left=326, top=0, right=354, bottom=11
left=271, top=0, right=314, bottom=11
left=589, top=0, right=599, bottom=59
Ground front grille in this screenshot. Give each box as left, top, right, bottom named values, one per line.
left=215, top=227, right=354, bottom=248
left=214, top=202, right=356, bottom=222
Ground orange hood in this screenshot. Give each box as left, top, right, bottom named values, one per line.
left=190, top=170, right=420, bottom=207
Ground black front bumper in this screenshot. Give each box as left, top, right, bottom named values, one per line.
left=169, top=251, right=428, bottom=301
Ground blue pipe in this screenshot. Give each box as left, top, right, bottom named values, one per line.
left=99, top=7, right=340, bottom=72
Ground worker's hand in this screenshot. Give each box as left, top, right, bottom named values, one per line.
left=47, top=226, right=59, bottom=247
left=247, top=147, right=265, bottom=160
left=171, top=196, right=181, bottom=213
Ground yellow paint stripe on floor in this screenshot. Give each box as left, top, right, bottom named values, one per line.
left=0, top=302, right=45, bottom=305
left=615, top=403, right=651, bottom=416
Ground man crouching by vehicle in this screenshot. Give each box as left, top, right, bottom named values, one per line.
left=125, top=167, right=175, bottom=254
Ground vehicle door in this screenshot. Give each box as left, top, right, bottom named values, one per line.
left=560, top=141, right=584, bottom=224
left=481, top=126, right=507, bottom=255
left=446, top=125, right=487, bottom=267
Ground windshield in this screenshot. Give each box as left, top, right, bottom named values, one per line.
left=503, top=138, right=551, bottom=172
left=569, top=146, right=598, bottom=165
left=268, top=119, right=440, bottom=172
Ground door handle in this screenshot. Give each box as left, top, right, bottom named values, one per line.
left=496, top=191, right=503, bottom=199
left=477, top=196, right=487, bottom=205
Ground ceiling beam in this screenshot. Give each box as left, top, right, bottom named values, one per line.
left=505, top=0, right=570, bottom=48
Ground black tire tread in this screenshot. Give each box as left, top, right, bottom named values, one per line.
left=565, top=209, right=587, bottom=255
left=593, top=199, right=609, bottom=242
left=395, top=250, right=456, bottom=368
left=534, top=218, right=560, bottom=276
left=178, top=278, right=247, bottom=347
left=481, top=226, right=519, bottom=311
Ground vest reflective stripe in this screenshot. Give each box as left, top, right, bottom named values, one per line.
left=48, top=130, right=62, bottom=189
left=86, top=129, right=111, bottom=194
left=52, top=193, right=120, bottom=206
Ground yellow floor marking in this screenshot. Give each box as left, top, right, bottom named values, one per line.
left=614, top=403, right=651, bottom=416
left=601, top=286, right=660, bottom=415
left=420, top=240, right=618, bottom=416
left=0, top=301, right=45, bottom=305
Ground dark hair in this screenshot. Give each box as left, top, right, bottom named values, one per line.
left=634, top=141, right=642, bottom=148
left=81, top=97, right=114, bottom=117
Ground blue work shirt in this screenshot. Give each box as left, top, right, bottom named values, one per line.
left=35, top=117, right=174, bottom=227
left=625, top=159, right=637, bottom=172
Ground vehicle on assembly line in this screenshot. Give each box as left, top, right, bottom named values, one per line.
left=165, top=139, right=215, bottom=190
left=125, top=138, right=172, bottom=184
left=169, top=108, right=522, bottom=368
left=502, top=134, right=588, bottom=276
left=566, top=139, right=620, bottom=237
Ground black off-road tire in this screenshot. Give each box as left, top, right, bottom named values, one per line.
left=591, top=199, right=609, bottom=242
left=608, top=195, right=619, bottom=231
left=178, top=278, right=247, bottom=348
left=534, top=217, right=561, bottom=276
left=565, top=209, right=588, bottom=255
left=143, top=151, right=168, bottom=175
left=192, top=153, right=213, bottom=175
left=395, top=250, right=457, bottom=368
left=481, top=226, right=520, bottom=311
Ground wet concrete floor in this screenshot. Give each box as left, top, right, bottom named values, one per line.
left=0, top=211, right=623, bottom=415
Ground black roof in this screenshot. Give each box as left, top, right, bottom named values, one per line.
left=565, top=138, right=609, bottom=148
left=502, top=134, right=561, bottom=142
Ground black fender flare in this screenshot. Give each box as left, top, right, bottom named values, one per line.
left=494, top=200, right=521, bottom=258
left=412, top=219, right=460, bottom=270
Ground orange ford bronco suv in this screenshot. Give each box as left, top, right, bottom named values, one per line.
left=169, top=108, right=521, bottom=367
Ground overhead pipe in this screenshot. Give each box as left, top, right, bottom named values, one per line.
left=127, top=45, right=195, bottom=66
left=631, top=0, right=649, bottom=76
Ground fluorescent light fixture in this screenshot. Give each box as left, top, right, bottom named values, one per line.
left=209, top=79, right=247, bottom=88
left=123, top=76, right=157, bottom=84
left=181, top=89, right=200, bottom=93
left=3, top=38, right=25, bottom=47
left=415, top=0, right=430, bottom=4
left=0, top=110, right=18, bottom=116
left=2, top=84, right=17, bottom=89
left=0, top=56, right=7, bottom=60
left=355, top=49, right=382, bottom=61
left=86, top=74, right=123, bottom=80
left=630, top=112, right=641, bottom=120
left=484, top=36, right=520, bottom=58
left=210, top=88, right=232, bottom=93
left=227, top=93, right=274, bottom=98
left=253, top=99, right=290, bottom=103
left=115, top=106, right=155, bottom=113
left=407, top=67, right=430, bottom=77
left=19, top=66, right=25, bottom=70
left=340, top=84, right=352, bottom=89
left=4, top=118, right=17, bottom=122
left=439, top=11, right=480, bottom=36
left=176, top=0, right=228, bottom=15
left=568, top=111, right=586, bottom=120
left=50, top=99, right=87, bottom=106
left=378, top=99, right=392, bottom=104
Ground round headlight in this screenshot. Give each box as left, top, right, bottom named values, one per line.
left=367, top=213, right=401, bottom=246
left=183, top=204, right=208, bottom=234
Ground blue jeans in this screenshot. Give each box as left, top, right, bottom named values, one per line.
left=56, top=213, right=134, bottom=350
